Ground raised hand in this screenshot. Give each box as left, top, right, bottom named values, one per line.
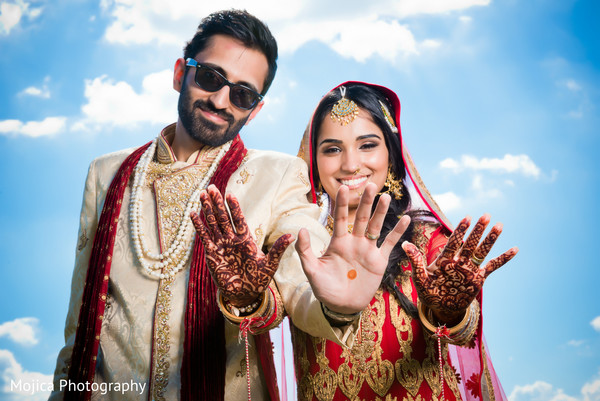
left=402, top=214, right=518, bottom=324
left=190, top=185, right=294, bottom=307
left=295, top=183, right=411, bottom=314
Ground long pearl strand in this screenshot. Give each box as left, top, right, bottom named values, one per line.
left=129, top=139, right=231, bottom=279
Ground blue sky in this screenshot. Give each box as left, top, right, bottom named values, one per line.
left=1, top=0, right=599, bottom=400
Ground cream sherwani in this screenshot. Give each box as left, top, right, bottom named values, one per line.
left=50, top=125, right=357, bottom=400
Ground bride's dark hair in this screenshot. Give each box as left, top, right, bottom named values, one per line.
left=310, top=83, right=438, bottom=318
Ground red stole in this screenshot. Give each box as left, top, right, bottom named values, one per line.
left=66, top=137, right=279, bottom=401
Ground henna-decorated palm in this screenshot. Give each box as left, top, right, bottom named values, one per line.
left=190, top=185, right=293, bottom=307
left=402, top=214, right=518, bottom=324
left=295, top=183, right=411, bottom=315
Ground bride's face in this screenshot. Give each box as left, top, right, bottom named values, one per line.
left=315, top=108, right=389, bottom=209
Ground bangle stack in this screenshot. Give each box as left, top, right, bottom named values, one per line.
left=321, top=303, right=362, bottom=327
left=217, top=290, right=272, bottom=324
left=417, top=300, right=480, bottom=346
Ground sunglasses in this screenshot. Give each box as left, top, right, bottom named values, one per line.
left=185, top=58, right=263, bottom=110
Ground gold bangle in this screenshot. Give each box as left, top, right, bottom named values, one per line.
left=417, top=300, right=479, bottom=345
left=417, top=301, right=471, bottom=335
left=217, top=290, right=270, bottom=324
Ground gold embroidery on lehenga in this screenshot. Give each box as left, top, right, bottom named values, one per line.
left=388, top=269, right=422, bottom=398
left=481, top=342, right=496, bottom=401
left=364, top=292, right=394, bottom=397
left=336, top=306, right=374, bottom=399
left=312, top=337, right=338, bottom=401
left=294, top=329, right=315, bottom=401
left=337, top=362, right=362, bottom=400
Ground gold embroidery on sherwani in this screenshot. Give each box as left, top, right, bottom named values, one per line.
left=77, top=228, right=88, bottom=251
left=236, top=358, right=247, bottom=378
left=145, top=146, right=220, bottom=401
left=236, top=167, right=253, bottom=184
left=152, top=276, right=173, bottom=400
left=297, top=168, right=309, bottom=187
left=254, top=225, right=264, bottom=246
left=312, top=337, right=338, bottom=401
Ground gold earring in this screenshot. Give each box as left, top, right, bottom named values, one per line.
left=382, top=165, right=403, bottom=200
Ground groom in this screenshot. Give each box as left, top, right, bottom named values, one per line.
left=51, top=9, right=404, bottom=401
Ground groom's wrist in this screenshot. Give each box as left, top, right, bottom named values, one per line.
left=321, top=302, right=362, bottom=327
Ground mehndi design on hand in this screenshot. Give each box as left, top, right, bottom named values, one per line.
left=402, top=214, right=518, bottom=324
left=191, top=185, right=293, bottom=307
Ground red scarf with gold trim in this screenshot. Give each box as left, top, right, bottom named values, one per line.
left=66, top=136, right=279, bottom=401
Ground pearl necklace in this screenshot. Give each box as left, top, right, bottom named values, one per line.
left=129, top=138, right=231, bottom=279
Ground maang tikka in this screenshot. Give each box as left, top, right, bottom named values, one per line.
left=330, top=86, right=359, bottom=125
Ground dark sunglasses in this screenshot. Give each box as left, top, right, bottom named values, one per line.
left=185, top=58, right=263, bottom=110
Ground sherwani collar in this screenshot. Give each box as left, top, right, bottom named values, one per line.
left=156, top=123, right=224, bottom=166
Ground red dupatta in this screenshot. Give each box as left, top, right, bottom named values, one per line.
left=66, top=135, right=279, bottom=401
left=298, top=81, right=507, bottom=401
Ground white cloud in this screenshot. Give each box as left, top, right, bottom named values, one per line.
left=0, top=318, right=39, bottom=347
left=0, top=1, right=42, bottom=35
left=582, top=374, right=600, bottom=401
left=433, top=191, right=461, bottom=211
left=19, top=77, right=51, bottom=98
left=20, top=87, right=49, bottom=98
left=276, top=16, right=418, bottom=62
left=509, top=372, right=600, bottom=401
left=75, top=70, right=178, bottom=130
left=0, top=349, right=53, bottom=401
left=0, top=2, right=22, bottom=34
left=591, top=316, right=600, bottom=332
left=440, top=154, right=542, bottom=178
left=98, top=0, right=491, bottom=63
left=568, top=340, right=584, bottom=347
left=509, top=381, right=577, bottom=401
left=389, top=0, right=490, bottom=17
left=0, top=117, right=66, bottom=138
left=422, top=39, right=443, bottom=49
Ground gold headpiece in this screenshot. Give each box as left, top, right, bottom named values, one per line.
left=379, top=100, right=398, bottom=133
left=331, top=86, right=359, bottom=125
